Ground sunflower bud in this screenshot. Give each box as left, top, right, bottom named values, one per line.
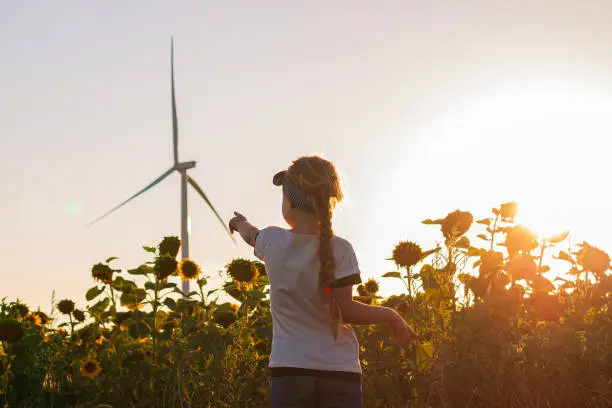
left=159, top=236, right=181, bottom=258
left=57, top=299, right=75, bottom=315
left=356, top=285, right=368, bottom=297
left=227, top=259, right=259, bottom=283
left=392, top=241, right=423, bottom=268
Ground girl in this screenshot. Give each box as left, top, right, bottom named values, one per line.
left=229, top=155, right=416, bottom=408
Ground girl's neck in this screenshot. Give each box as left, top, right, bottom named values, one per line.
left=290, top=217, right=319, bottom=236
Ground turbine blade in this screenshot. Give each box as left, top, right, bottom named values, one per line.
left=187, top=176, right=236, bottom=243
left=171, top=37, right=179, bottom=166
left=87, top=167, right=176, bottom=227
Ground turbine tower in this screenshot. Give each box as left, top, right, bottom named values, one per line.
left=88, top=38, right=234, bottom=294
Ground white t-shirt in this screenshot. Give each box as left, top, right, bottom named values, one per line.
left=254, top=226, right=363, bottom=374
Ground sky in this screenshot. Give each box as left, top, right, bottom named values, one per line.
left=2, top=0, right=612, bottom=313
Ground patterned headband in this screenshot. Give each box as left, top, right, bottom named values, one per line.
left=273, top=170, right=316, bottom=213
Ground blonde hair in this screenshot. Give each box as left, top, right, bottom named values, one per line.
left=284, top=155, right=344, bottom=339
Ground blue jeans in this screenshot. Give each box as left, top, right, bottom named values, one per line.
left=270, top=375, right=362, bottom=408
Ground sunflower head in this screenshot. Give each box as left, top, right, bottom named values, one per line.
left=32, top=312, right=49, bottom=326
left=177, top=258, right=202, bottom=281
left=499, top=201, right=518, bottom=222
left=159, top=236, right=181, bottom=258
left=505, top=225, right=538, bottom=256
left=154, top=256, right=178, bottom=281
left=91, top=263, right=114, bottom=285
left=11, top=303, right=29, bottom=318
left=392, top=241, right=423, bottom=268
left=57, top=299, right=75, bottom=315
left=363, top=279, right=380, bottom=295
left=227, top=259, right=259, bottom=283
left=0, top=319, right=24, bottom=342
left=441, top=210, right=473, bottom=240
left=80, top=360, right=102, bottom=379
left=24, top=313, right=42, bottom=326
left=577, top=242, right=611, bottom=276
left=73, top=309, right=86, bottom=323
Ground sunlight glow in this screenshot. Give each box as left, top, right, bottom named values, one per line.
left=373, top=81, right=612, bottom=296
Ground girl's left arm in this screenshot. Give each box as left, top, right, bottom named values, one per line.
left=229, top=212, right=259, bottom=247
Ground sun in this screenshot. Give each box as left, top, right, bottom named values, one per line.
left=368, top=80, right=612, bottom=296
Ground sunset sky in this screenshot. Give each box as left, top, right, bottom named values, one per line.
left=2, top=1, right=612, bottom=311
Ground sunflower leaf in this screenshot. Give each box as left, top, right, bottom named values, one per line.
left=422, top=218, right=444, bottom=225
left=143, top=246, right=157, bottom=254
left=105, top=257, right=119, bottom=263
left=382, top=272, right=402, bottom=279
left=163, top=297, right=177, bottom=310
left=86, top=286, right=104, bottom=302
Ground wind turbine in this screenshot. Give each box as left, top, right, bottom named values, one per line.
left=88, top=38, right=235, bottom=294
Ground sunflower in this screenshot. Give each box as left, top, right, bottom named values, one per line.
left=177, top=258, right=202, bottom=281
left=441, top=210, right=473, bottom=240
left=91, top=263, right=114, bottom=285
left=73, top=309, right=86, bottom=323
left=392, top=241, right=423, bottom=268
left=0, top=319, right=24, bottom=342
left=57, top=299, right=75, bottom=315
left=499, top=201, right=518, bottom=221
left=226, top=259, right=259, bottom=283
left=505, top=225, right=538, bottom=256
left=159, top=236, right=181, bottom=258
left=12, top=303, right=29, bottom=318
left=26, top=311, right=49, bottom=326
left=80, top=360, right=102, bottom=379
left=363, top=279, right=380, bottom=295
left=356, top=285, right=368, bottom=297
left=24, top=313, right=42, bottom=326
left=154, top=256, right=178, bottom=281
left=577, top=243, right=611, bottom=276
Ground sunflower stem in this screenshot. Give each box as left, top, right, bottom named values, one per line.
left=490, top=212, right=500, bottom=251
left=152, top=279, right=159, bottom=363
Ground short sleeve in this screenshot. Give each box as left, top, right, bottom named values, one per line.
left=254, top=227, right=272, bottom=261
left=332, top=240, right=362, bottom=288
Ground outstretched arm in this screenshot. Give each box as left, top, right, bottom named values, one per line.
left=229, top=212, right=259, bottom=247
left=334, top=286, right=417, bottom=341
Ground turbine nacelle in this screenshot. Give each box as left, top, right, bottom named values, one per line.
left=176, top=161, right=196, bottom=171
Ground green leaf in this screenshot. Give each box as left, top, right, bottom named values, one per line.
left=477, top=234, right=489, bottom=241
left=556, top=251, right=573, bottom=263
left=111, top=276, right=126, bottom=291
left=455, top=236, right=470, bottom=249
left=163, top=297, right=177, bottom=310
left=476, top=218, right=491, bottom=226
left=86, top=286, right=103, bottom=301
left=541, top=265, right=551, bottom=273
left=144, top=281, right=156, bottom=291
left=120, top=289, right=147, bottom=308
left=105, top=257, right=118, bottom=263
left=143, top=246, right=157, bottom=254
left=467, top=247, right=483, bottom=257
left=492, top=208, right=499, bottom=216
left=128, top=265, right=152, bottom=275
left=545, top=230, right=570, bottom=245
left=382, top=272, right=402, bottom=279
left=90, top=298, right=110, bottom=314
left=421, top=247, right=441, bottom=260
left=532, top=275, right=555, bottom=293
left=422, top=218, right=444, bottom=225
left=159, top=281, right=177, bottom=290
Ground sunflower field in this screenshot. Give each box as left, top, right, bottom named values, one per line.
left=1, top=202, right=611, bottom=407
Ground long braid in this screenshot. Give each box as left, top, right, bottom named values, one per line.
left=314, top=193, right=343, bottom=340
left=287, top=155, right=344, bottom=339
